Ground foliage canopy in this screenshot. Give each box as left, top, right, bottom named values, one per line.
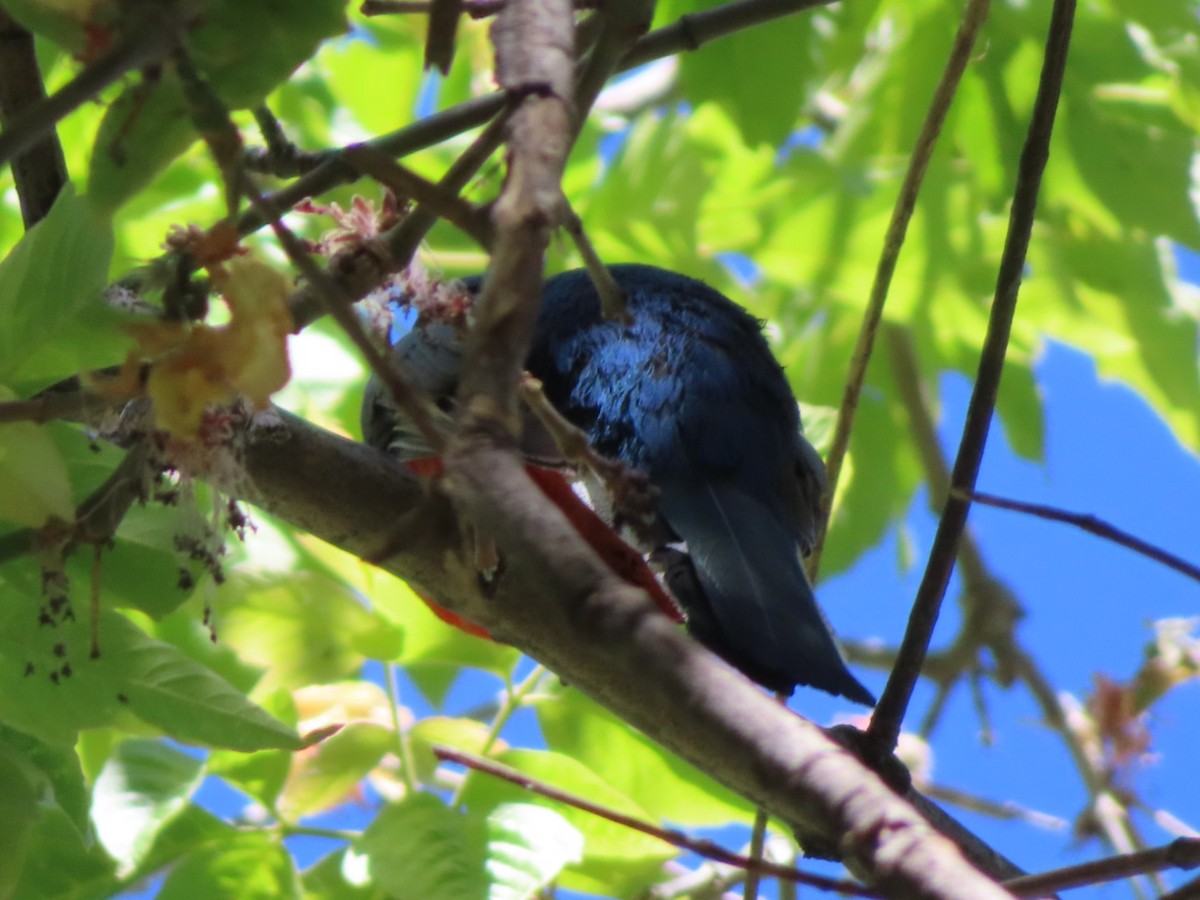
left=0, top=0, right=1197, bottom=897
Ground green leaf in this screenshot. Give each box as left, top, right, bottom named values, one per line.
left=1064, top=90, right=1200, bottom=246
left=0, top=0, right=100, bottom=54
left=216, top=570, right=386, bottom=692
left=0, top=564, right=129, bottom=745
left=91, top=739, right=205, bottom=875
left=823, top=387, right=922, bottom=576
left=485, top=803, right=582, bottom=900
left=0, top=186, right=116, bottom=386
left=409, top=716, right=493, bottom=785
left=278, top=721, right=393, bottom=818
left=125, top=804, right=236, bottom=886
left=1027, top=229, right=1200, bottom=451
left=679, top=13, right=813, bottom=147
left=106, top=613, right=303, bottom=751
left=357, top=793, right=489, bottom=900
left=301, top=848, right=377, bottom=900
left=459, top=748, right=674, bottom=868
left=88, top=0, right=349, bottom=212
left=360, top=567, right=520, bottom=704
left=994, top=359, right=1045, bottom=462
left=535, top=685, right=748, bottom=826
left=157, top=832, right=300, bottom=900
left=11, top=807, right=118, bottom=900
left=317, top=19, right=423, bottom=139
left=0, top=582, right=301, bottom=750
left=0, top=723, right=90, bottom=836
left=207, top=690, right=296, bottom=809
left=0, top=410, right=74, bottom=527
left=150, top=607, right=266, bottom=698
left=90, top=500, right=210, bottom=619
left=0, top=743, right=44, bottom=898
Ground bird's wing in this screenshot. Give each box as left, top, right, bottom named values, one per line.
left=658, top=478, right=875, bottom=705
left=361, top=321, right=464, bottom=459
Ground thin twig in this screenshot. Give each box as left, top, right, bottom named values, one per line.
left=342, top=144, right=494, bottom=248
left=177, top=45, right=453, bottom=452
left=363, top=0, right=506, bottom=17
left=425, top=0, right=464, bottom=72
left=0, top=390, right=113, bottom=426
left=383, top=661, right=419, bottom=792
left=868, top=0, right=1077, bottom=751
left=0, top=4, right=195, bottom=168
left=1160, top=872, right=1200, bottom=900
left=434, top=747, right=882, bottom=898
left=620, top=0, right=835, bottom=69
left=237, top=0, right=841, bottom=241
left=563, top=208, right=627, bottom=321
left=517, top=375, right=661, bottom=541
left=810, top=0, right=991, bottom=576
left=965, top=490, right=1200, bottom=584
left=243, top=105, right=326, bottom=176
left=1003, top=838, right=1200, bottom=897
left=449, top=663, right=545, bottom=808
left=743, top=807, right=769, bottom=900
left=923, top=783, right=1067, bottom=832
left=267, top=204, right=450, bottom=453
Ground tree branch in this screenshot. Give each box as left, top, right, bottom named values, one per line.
left=0, top=3, right=197, bottom=169
left=868, top=0, right=1077, bottom=751
left=812, top=0, right=991, bottom=576
left=238, top=409, right=1017, bottom=898
left=1005, top=838, right=1200, bottom=897
left=965, top=491, right=1200, bottom=585
left=0, top=9, right=68, bottom=227
left=234, top=0, right=841, bottom=241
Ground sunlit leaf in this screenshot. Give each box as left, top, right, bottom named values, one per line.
left=357, top=793, right=488, bottom=900
left=485, top=803, right=582, bottom=900
left=459, top=747, right=675, bottom=869
left=0, top=186, right=116, bottom=387
left=91, top=739, right=205, bottom=875
left=0, top=407, right=74, bottom=527
left=157, top=831, right=300, bottom=900
left=535, top=683, right=748, bottom=826
left=89, top=0, right=348, bottom=211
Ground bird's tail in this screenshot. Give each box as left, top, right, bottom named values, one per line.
left=658, top=481, right=875, bottom=705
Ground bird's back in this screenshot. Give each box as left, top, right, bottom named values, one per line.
left=529, top=265, right=872, bottom=703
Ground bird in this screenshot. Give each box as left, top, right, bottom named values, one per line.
left=363, top=264, right=875, bottom=705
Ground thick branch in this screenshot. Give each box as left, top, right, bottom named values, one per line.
left=0, top=10, right=68, bottom=226
left=239, top=410, right=1015, bottom=899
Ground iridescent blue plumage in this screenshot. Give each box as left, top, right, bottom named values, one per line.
left=527, top=265, right=874, bottom=704
left=363, top=264, right=874, bottom=704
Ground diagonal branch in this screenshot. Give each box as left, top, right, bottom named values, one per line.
left=868, top=0, right=1077, bottom=751
left=0, top=3, right=199, bottom=169
left=965, top=491, right=1200, bottom=585
left=0, top=10, right=68, bottom=226
left=233, top=0, right=841, bottom=240
left=436, top=746, right=882, bottom=897
left=811, top=0, right=991, bottom=577
left=238, top=408, right=1018, bottom=898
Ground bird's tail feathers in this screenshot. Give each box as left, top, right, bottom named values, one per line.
left=660, top=481, right=874, bottom=705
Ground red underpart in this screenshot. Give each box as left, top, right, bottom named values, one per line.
left=523, top=465, right=684, bottom=623
left=402, top=458, right=684, bottom=639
